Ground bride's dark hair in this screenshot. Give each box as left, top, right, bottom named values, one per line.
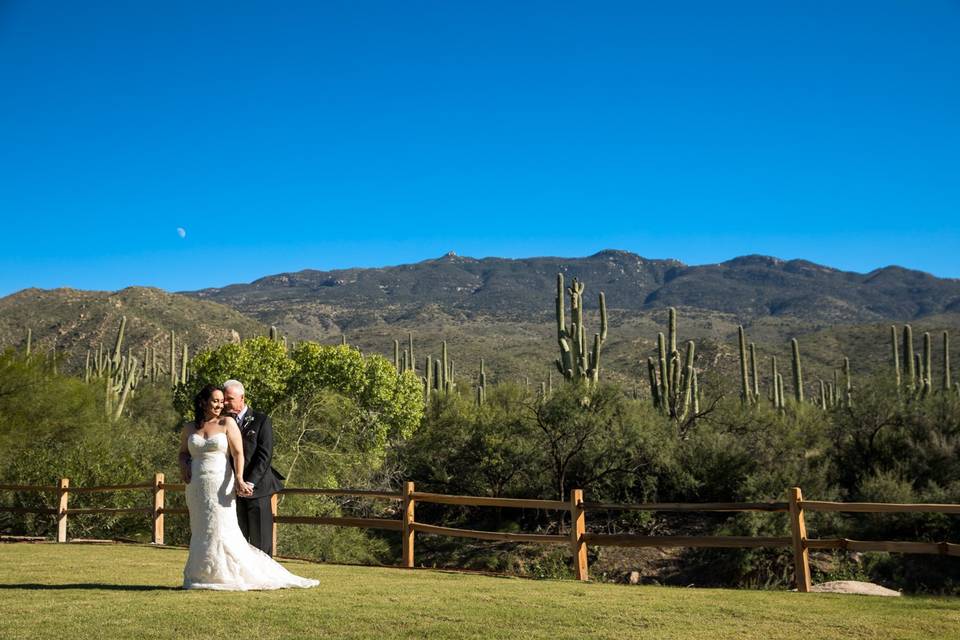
left=193, top=384, right=223, bottom=429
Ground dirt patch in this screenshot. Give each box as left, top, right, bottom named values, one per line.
left=810, top=580, right=901, bottom=596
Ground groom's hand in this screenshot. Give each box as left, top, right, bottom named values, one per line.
left=236, top=479, right=254, bottom=497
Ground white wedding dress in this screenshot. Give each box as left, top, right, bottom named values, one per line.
left=182, top=432, right=319, bottom=590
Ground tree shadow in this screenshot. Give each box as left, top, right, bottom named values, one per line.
left=0, top=583, right=181, bottom=591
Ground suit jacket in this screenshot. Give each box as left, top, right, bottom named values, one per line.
left=233, top=409, right=285, bottom=500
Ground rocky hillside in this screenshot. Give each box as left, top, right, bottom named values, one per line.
left=0, top=287, right=267, bottom=371
left=184, top=250, right=960, bottom=338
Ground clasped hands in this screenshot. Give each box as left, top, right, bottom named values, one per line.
left=235, top=477, right=254, bottom=497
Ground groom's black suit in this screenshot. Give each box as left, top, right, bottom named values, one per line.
left=233, top=408, right=285, bottom=556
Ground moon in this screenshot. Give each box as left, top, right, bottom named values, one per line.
left=176, top=227, right=187, bottom=238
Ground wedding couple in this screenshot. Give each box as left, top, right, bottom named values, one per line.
left=178, top=380, right=318, bottom=590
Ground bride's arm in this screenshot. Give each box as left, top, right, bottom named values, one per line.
left=178, top=424, right=192, bottom=483
left=225, top=418, right=253, bottom=496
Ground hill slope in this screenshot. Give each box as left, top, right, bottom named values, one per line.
left=0, top=287, right=267, bottom=372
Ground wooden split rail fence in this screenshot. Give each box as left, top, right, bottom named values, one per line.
left=2, top=478, right=959, bottom=591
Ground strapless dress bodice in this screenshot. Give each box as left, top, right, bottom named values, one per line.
left=187, top=431, right=228, bottom=457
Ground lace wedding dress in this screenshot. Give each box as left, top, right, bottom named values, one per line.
left=182, top=432, right=319, bottom=590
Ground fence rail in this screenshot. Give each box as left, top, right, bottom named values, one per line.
left=2, top=478, right=958, bottom=591
left=583, top=501, right=789, bottom=512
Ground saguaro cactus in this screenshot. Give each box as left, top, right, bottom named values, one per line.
left=738, top=326, right=751, bottom=405
left=476, top=358, right=487, bottom=406
left=791, top=338, right=804, bottom=403
left=645, top=308, right=697, bottom=421
left=407, top=333, right=415, bottom=374
left=903, top=325, right=915, bottom=392
left=423, top=354, right=433, bottom=401
left=944, top=331, right=952, bottom=392
left=770, top=356, right=782, bottom=409
left=170, top=330, right=177, bottom=386
left=843, top=357, right=853, bottom=407
left=555, top=273, right=607, bottom=384
left=86, top=316, right=143, bottom=420
left=891, top=325, right=901, bottom=388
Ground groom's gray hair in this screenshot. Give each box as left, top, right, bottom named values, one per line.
left=223, top=379, right=245, bottom=396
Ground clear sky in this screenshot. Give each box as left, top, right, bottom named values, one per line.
left=1, top=1, right=958, bottom=296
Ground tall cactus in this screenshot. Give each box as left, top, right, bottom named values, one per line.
left=645, top=308, right=696, bottom=421
left=25, top=328, right=32, bottom=357
left=791, top=338, right=804, bottom=403
left=476, top=358, right=487, bottom=406
left=891, top=325, right=901, bottom=388
left=180, top=343, right=189, bottom=385
left=944, top=331, right=952, bottom=392
left=421, top=342, right=455, bottom=396
left=170, top=330, right=177, bottom=386
left=770, top=356, right=782, bottom=409
left=441, top=341, right=449, bottom=392
left=843, top=357, right=852, bottom=407
left=555, top=273, right=607, bottom=384
left=903, top=325, right=915, bottom=392
left=423, top=354, right=433, bottom=401
left=776, top=373, right=785, bottom=411
left=408, top=332, right=415, bottom=374
left=738, top=326, right=751, bottom=404
left=86, top=316, right=143, bottom=420
left=647, top=357, right=661, bottom=409
left=112, top=316, right=127, bottom=368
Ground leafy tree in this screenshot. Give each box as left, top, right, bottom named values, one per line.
left=175, top=337, right=294, bottom=415
left=290, top=343, right=423, bottom=441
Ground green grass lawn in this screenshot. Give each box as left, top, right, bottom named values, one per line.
left=1, top=543, right=958, bottom=640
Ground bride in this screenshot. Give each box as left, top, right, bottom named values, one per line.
left=178, top=384, right=318, bottom=590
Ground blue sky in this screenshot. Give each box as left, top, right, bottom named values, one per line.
left=1, top=1, right=958, bottom=295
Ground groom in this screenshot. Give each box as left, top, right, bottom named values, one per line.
left=222, top=379, right=285, bottom=556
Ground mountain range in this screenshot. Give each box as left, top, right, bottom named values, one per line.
left=3, top=250, right=958, bottom=388
left=184, top=250, right=960, bottom=337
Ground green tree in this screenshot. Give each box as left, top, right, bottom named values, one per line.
left=175, top=336, right=295, bottom=415
left=289, top=342, right=423, bottom=441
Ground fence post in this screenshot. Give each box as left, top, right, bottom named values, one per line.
left=271, top=493, right=279, bottom=557
left=152, top=473, right=164, bottom=545
left=402, top=481, right=415, bottom=568
left=570, top=488, right=588, bottom=581
left=56, top=478, right=69, bottom=543
left=789, top=487, right=812, bottom=592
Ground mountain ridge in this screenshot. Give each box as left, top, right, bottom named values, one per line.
left=181, top=250, right=960, bottom=331
left=4, top=252, right=959, bottom=387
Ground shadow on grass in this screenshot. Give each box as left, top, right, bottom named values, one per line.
left=0, top=583, right=181, bottom=591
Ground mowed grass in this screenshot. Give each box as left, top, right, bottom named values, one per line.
left=1, top=544, right=958, bottom=640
